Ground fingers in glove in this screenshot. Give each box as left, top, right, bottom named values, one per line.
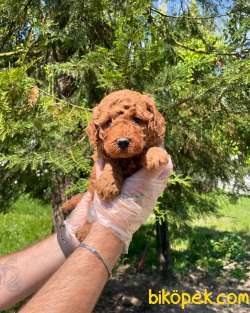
left=157, top=157, right=174, bottom=180
left=75, top=191, right=93, bottom=209
left=122, top=156, right=173, bottom=191
left=67, top=191, right=93, bottom=228
left=95, top=159, right=105, bottom=179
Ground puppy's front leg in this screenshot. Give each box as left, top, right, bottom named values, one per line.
left=143, top=147, right=169, bottom=170
left=95, top=161, right=123, bottom=201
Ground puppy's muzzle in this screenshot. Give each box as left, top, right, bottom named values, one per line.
left=117, top=138, right=130, bottom=150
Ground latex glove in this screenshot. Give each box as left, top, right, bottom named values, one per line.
left=60, top=192, right=92, bottom=252
left=66, top=192, right=92, bottom=233
left=89, top=155, right=173, bottom=252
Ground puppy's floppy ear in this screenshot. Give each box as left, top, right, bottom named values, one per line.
left=87, top=120, right=99, bottom=147
left=147, top=98, right=166, bottom=146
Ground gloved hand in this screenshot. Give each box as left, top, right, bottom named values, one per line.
left=66, top=192, right=92, bottom=232
left=63, top=154, right=173, bottom=254
left=89, top=155, right=173, bottom=252
left=60, top=192, right=92, bottom=251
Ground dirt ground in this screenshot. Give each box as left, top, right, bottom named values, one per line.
left=94, top=266, right=250, bottom=313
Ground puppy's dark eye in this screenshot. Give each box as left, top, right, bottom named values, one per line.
left=103, top=119, right=112, bottom=128
left=132, top=117, right=142, bottom=124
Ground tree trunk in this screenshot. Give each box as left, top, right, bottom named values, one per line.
left=51, top=173, right=69, bottom=232
left=156, top=219, right=171, bottom=273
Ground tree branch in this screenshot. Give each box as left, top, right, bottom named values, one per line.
left=0, top=50, right=24, bottom=57
left=172, top=39, right=250, bottom=57
left=151, top=7, right=230, bottom=20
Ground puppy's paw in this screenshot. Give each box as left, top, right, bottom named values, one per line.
left=60, top=193, right=84, bottom=214
left=95, top=178, right=120, bottom=201
left=75, top=222, right=92, bottom=242
left=144, top=147, right=169, bottom=170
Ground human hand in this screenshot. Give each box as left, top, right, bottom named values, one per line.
left=66, top=192, right=92, bottom=232
left=89, top=153, right=173, bottom=252
left=59, top=192, right=92, bottom=252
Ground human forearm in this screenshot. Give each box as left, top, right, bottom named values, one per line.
left=19, top=223, right=123, bottom=313
left=0, top=234, right=65, bottom=310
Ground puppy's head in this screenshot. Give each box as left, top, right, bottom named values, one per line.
left=87, top=90, right=165, bottom=159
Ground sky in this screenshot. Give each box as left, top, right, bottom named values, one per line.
left=153, top=0, right=236, bottom=33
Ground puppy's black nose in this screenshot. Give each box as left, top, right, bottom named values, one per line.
left=117, top=138, right=130, bottom=149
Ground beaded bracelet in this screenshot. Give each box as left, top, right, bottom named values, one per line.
left=79, top=242, right=112, bottom=278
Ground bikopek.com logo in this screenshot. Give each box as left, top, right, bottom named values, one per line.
left=148, top=289, right=249, bottom=310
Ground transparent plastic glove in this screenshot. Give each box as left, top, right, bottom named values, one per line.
left=89, top=155, right=173, bottom=253
left=62, top=192, right=92, bottom=250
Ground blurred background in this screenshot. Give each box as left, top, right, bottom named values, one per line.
left=0, top=0, right=249, bottom=312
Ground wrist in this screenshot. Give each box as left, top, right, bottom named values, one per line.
left=91, top=202, right=138, bottom=252
left=84, top=222, right=123, bottom=269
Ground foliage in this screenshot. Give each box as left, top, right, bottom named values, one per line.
left=188, top=232, right=248, bottom=272
left=0, top=0, right=249, bottom=234
left=0, top=66, right=91, bottom=209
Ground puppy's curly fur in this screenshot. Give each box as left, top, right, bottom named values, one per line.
left=61, top=89, right=169, bottom=240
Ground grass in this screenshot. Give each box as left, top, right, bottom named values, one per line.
left=172, top=195, right=250, bottom=254
left=192, top=195, right=250, bottom=233
left=170, top=195, right=250, bottom=279
left=0, top=194, right=52, bottom=256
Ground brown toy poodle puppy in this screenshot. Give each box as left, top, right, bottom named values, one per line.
left=61, top=89, right=169, bottom=239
